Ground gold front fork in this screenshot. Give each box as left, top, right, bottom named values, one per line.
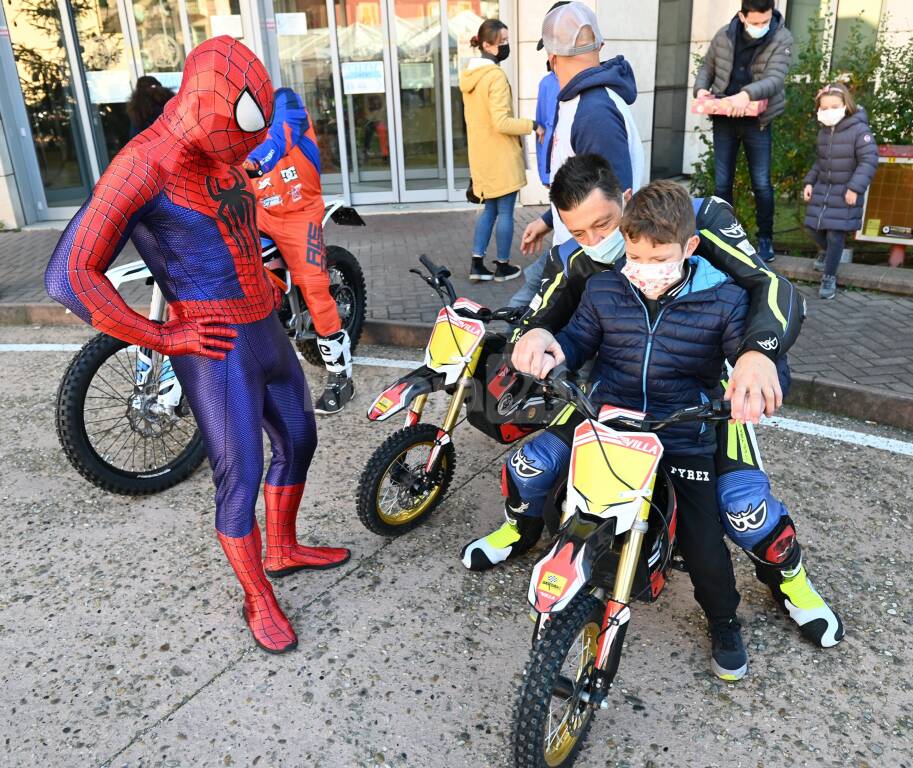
left=440, top=347, right=482, bottom=435
left=610, top=482, right=655, bottom=604
left=407, top=393, right=429, bottom=424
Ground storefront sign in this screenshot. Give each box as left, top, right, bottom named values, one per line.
left=276, top=13, right=308, bottom=36
left=85, top=70, right=132, bottom=104
left=341, top=61, right=385, bottom=95
left=210, top=14, right=243, bottom=39
left=399, top=62, right=434, bottom=90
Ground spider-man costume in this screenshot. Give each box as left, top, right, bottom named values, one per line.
left=45, top=36, right=350, bottom=654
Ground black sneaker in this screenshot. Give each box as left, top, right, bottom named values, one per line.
left=494, top=261, right=522, bottom=282
left=710, top=618, right=748, bottom=681
left=314, top=374, right=355, bottom=415
left=469, top=257, right=494, bottom=282
left=758, top=237, right=775, bottom=263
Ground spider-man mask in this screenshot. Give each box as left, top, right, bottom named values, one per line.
left=166, top=36, right=274, bottom=165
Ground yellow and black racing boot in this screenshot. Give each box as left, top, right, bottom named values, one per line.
left=460, top=507, right=543, bottom=571
left=760, top=561, right=844, bottom=648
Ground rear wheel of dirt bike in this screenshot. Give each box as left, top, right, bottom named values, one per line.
left=55, top=333, right=206, bottom=495
left=297, top=245, right=366, bottom=366
left=513, top=594, right=604, bottom=768
left=356, top=423, right=456, bottom=536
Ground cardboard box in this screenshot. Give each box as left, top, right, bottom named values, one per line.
left=691, top=95, right=769, bottom=117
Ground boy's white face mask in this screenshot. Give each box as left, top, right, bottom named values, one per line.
left=817, top=106, right=846, bottom=127
left=621, top=259, right=685, bottom=299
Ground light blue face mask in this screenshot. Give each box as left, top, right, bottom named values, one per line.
left=580, top=226, right=626, bottom=264
left=745, top=22, right=769, bottom=39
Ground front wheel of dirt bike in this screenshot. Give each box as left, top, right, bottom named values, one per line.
left=356, top=423, right=456, bottom=536
left=297, top=245, right=366, bottom=366
left=55, top=333, right=207, bottom=495
left=513, top=594, right=605, bottom=768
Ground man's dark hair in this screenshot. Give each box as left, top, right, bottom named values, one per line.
left=620, top=180, right=696, bottom=248
left=550, top=154, right=623, bottom=212
left=741, top=0, right=774, bottom=13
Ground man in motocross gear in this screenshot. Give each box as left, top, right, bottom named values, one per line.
left=243, top=87, right=354, bottom=415
left=463, top=154, right=843, bottom=650
left=45, top=38, right=350, bottom=654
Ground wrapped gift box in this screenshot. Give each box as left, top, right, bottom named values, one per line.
left=691, top=95, right=769, bottom=117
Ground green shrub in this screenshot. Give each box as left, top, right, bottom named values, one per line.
left=689, top=14, right=913, bottom=242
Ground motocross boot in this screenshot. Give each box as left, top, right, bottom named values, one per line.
left=263, top=483, right=351, bottom=578
left=218, top=524, right=298, bottom=654
left=314, top=329, right=355, bottom=415
left=460, top=505, right=544, bottom=571
left=758, top=559, right=845, bottom=648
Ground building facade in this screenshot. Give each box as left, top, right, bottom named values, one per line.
left=0, top=0, right=908, bottom=227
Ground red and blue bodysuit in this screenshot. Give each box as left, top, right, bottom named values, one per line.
left=45, top=36, right=350, bottom=654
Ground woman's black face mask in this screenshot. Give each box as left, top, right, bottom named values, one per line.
left=497, top=43, right=510, bottom=62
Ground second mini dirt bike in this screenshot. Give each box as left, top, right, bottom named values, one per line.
left=512, top=368, right=730, bottom=768
left=357, top=256, right=562, bottom=536
left=55, top=200, right=366, bottom=495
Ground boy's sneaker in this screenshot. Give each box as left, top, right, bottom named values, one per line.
left=819, top=275, right=837, bottom=300
left=758, top=237, right=775, bottom=263
left=494, top=261, right=522, bottom=282
left=813, top=252, right=826, bottom=272
left=314, top=374, right=355, bottom=415
left=470, top=257, right=493, bottom=282
left=710, top=618, right=748, bottom=681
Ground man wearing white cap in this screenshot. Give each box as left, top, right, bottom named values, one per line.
left=520, top=1, right=644, bottom=256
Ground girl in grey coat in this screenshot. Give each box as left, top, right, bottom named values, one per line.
left=803, top=83, right=878, bottom=299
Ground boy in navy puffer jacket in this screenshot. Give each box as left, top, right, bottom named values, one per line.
left=466, top=176, right=755, bottom=679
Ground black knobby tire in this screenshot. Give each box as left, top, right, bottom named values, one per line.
left=513, top=594, right=604, bottom=768
left=356, top=423, right=456, bottom=536
left=297, top=245, right=367, bottom=366
left=55, top=333, right=206, bottom=495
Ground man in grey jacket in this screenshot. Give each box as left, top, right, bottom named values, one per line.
left=694, top=0, right=793, bottom=263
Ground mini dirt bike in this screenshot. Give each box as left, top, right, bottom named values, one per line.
left=357, top=255, right=561, bottom=536
left=55, top=200, right=366, bottom=495
left=512, top=367, right=730, bottom=768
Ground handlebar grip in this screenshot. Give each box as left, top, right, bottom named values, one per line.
left=546, top=362, right=570, bottom=382
left=419, top=254, right=440, bottom=274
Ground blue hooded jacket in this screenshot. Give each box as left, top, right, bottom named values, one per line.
left=535, top=72, right=560, bottom=186
left=555, top=255, right=748, bottom=456
left=542, top=56, right=639, bottom=229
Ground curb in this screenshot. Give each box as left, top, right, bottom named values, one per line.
left=774, top=254, right=913, bottom=297
left=6, top=308, right=913, bottom=431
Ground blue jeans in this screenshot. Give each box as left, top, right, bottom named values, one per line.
left=712, top=118, right=774, bottom=240
left=508, top=250, right=549, bottom=308
left=472, top=191, right=518, bottom=262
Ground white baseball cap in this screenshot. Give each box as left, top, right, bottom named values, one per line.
left=541, top=2, right=603, bottom=57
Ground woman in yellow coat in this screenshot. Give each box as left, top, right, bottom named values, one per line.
left=460, top=19, right=536, bottom=282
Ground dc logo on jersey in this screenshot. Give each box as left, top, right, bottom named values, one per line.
left=280, top=165, right=299, bottom=183
left=720, top=222, right=746, bottom=239
left=510, top=448, right=542, bottom=478
left=726, top=500, right=768, bottom=532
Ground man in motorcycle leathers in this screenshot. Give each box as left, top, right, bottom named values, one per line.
left=462, top=157, right=843, bottom=650
left=45, top=38, right=350, bottom=654
left=242, top=87, right=355, bottom=415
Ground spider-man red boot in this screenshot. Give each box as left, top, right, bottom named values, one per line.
left=218, top=524, right=298, bottom=654
left=263, top=483, right=351, bottom=577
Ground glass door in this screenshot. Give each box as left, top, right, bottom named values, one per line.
left=5, top=0, right=96, bottom=207
left=331, top=0, right=398, bottom=203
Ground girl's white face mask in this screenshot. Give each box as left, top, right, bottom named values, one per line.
left=817, top=106, right=846, bottom=127
left=621, top=259, right=685, bottom=299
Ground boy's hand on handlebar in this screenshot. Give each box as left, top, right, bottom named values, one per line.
left=726, top=351, right=782, bottom=424
left=512, top=328, right=566, bottom=379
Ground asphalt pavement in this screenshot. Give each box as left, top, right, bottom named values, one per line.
left=1, top=324, right=912, bottom=768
